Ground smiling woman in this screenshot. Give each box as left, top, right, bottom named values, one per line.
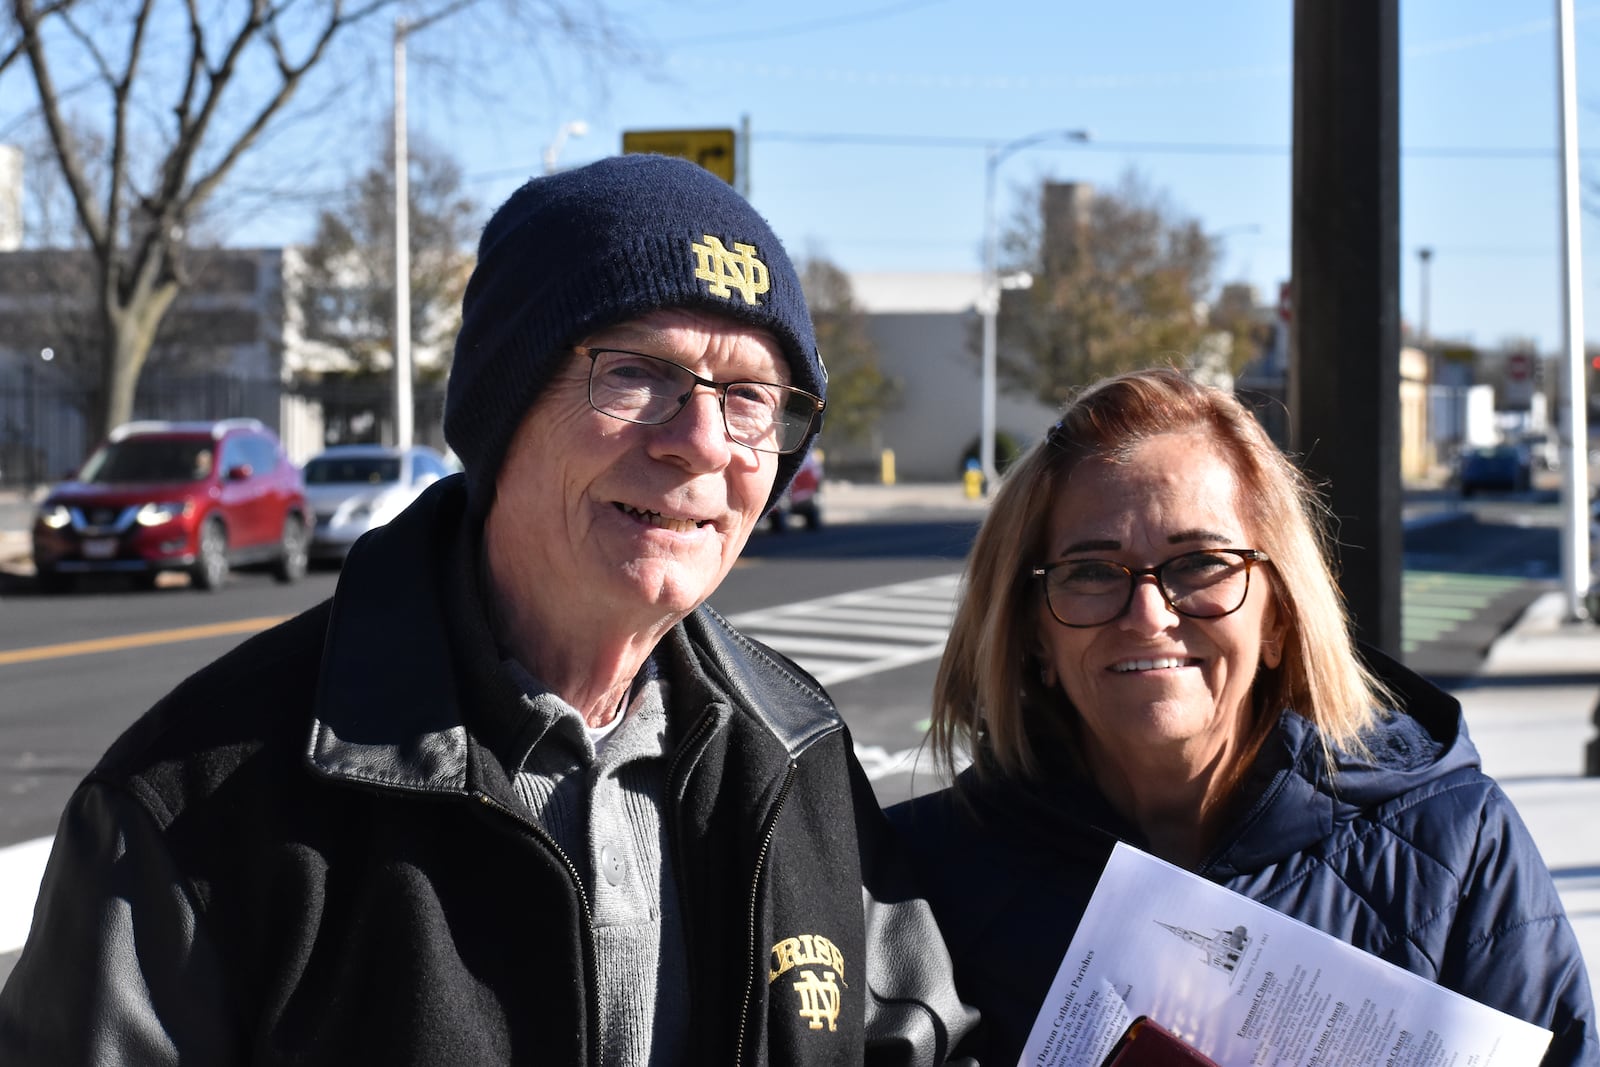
left=886, top=366, right=1598, bottom=1066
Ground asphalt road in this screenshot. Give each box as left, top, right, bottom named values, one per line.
left=0, top=496, right=1565, bottom=832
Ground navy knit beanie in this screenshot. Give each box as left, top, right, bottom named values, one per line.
left=444, top=153, right=825, bottom=517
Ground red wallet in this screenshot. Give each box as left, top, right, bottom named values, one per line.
left=1100, top=1016, right=1221, bottom=1066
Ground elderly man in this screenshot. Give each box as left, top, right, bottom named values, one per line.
left=0, top=155, right=973, bottom=1065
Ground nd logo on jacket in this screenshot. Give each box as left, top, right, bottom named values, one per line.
left=769, top=933, right=845, bottom=1032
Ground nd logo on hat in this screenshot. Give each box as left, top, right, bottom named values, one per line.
left=691, top=234, right=770, bottom=306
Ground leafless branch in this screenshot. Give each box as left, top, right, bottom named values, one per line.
left=12, top=0, right=112, bottom=253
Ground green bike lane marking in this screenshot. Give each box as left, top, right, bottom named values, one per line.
left=1402, top=571, right=1528, bottom=654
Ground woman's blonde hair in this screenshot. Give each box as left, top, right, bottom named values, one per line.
left=929, top=367, right=1392, bottom=786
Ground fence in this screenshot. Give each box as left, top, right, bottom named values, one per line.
left=0, top=372, right=448, bottom=490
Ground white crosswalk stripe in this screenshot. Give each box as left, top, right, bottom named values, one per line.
left=722, top=574, right=962, bottom=688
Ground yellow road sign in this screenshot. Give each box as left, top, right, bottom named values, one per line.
left=621, top=128, right=737, bottom=184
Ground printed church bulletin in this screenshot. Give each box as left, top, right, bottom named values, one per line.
left=1019, top=842, right=1553, bottom=1067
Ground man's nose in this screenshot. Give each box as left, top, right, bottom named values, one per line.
left=653, top=387, right=733, bottom=466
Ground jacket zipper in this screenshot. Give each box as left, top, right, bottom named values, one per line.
left=734, top=761, right=798, bottom=1066
left=664, top=708, right=724, bottom=1060
left=472, top=789, right=602, bottom=1067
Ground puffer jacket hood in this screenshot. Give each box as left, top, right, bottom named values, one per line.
left=1208, top=645, right=1481, bottom=875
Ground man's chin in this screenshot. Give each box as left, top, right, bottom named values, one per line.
left=614, top=558, right=729, bottom=615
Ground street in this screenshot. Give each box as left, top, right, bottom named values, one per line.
left=0, top=490, right=1567, bottom=824
left=0, top=487, right=1577, bottom=983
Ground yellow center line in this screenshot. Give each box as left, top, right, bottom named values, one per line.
left=0, top=616, right=289, bottom=667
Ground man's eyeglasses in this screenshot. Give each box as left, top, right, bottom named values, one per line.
left=1030, top=549, right=1271, bottom=628
left=578, top=346, right=824, bottom=455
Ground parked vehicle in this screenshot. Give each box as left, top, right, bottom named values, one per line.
left=1518, top=432, right=1559, bottom=472
left=303, top=444, right=452, bottom=563
left=767, top=449, right=823, bottom=532
left=1456, top=444, right=1531, bottom=496
left=32, top=419, right=309, bottom=592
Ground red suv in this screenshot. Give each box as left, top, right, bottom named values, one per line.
left=32, top=419, right=310, bottom=592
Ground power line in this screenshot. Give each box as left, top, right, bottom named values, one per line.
left=750, top=131, right=1588, bottom=159
left=444, top=131, right=1600, bottom=192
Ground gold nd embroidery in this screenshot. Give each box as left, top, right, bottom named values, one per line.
left=691, top=235, right=770, bottom=305
left=793, top=969, right=841, bottom=1032
left=769, top=934, right=846, bottom=984
left=769, top=934, right=847, bottom=1032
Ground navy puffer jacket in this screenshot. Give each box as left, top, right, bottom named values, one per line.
left=888, top=651, right=1598, bottom=1066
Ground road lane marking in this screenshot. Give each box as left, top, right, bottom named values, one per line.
left=0, top=836, right=51, bottom=953
left=0, top=616, right=289, bottom=667
left=723, top=574, right=962, bottom=688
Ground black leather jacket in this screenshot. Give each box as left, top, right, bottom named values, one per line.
left=0, top=475, right=973, bottom=1066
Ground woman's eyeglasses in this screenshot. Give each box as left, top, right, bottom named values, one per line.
left=1030, top=549, right=1271, bottom=628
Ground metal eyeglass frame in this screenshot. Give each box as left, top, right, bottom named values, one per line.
left=577, top=345, right=824, bottom=455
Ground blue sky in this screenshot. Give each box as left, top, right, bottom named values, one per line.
left=398, top=0, right=1596, bottom=357
left=6, top=1, right=1600, bottom=356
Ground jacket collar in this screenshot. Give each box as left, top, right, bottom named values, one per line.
left=307, top=475, right=482, bottom=796
left=1207, top=643, right=1479, bottom=874
left=307, top=475, right=841, bottom=798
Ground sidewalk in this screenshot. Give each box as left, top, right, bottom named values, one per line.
left=1455, top=591, right=1600, bottom=992
left=0, top=486, right=38, bottom=573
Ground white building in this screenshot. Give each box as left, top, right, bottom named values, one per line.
left=843, top=271, right=1059, bottom=483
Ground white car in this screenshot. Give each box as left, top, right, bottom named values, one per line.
left=303, top=444, right=452, bottom=563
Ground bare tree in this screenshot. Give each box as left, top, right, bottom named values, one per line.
left=0, top=0, right=69, bottom=76
left=798, top=256, right=899, bottom=449
left=993, top=170, right=1232, bottom=407
left=4, top=0, right=630, bottom=438
left=297, top=130, right=476, bottom=379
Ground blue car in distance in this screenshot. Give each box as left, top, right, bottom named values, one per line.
left=1457, top=444, right=1531, bottom=496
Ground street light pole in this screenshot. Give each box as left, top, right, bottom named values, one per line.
left=392, top=17, right=414, bottom=449
left=979, top=129, right=1090, bottom=491
left=390, top=1, right=475, bottom=451
left=1417, top=246, right=1432, bottom=347
left=543, top=120, right=589, bottom=175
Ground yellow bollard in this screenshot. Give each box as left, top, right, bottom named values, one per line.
left=963, top=461, right=983, bottom=499
left=880, top=449, right=896, bottom=486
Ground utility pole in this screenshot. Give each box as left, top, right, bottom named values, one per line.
left=1291, top=0, right=1403, bottom=655
left=1555, top=0, right=1592, bottom=622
